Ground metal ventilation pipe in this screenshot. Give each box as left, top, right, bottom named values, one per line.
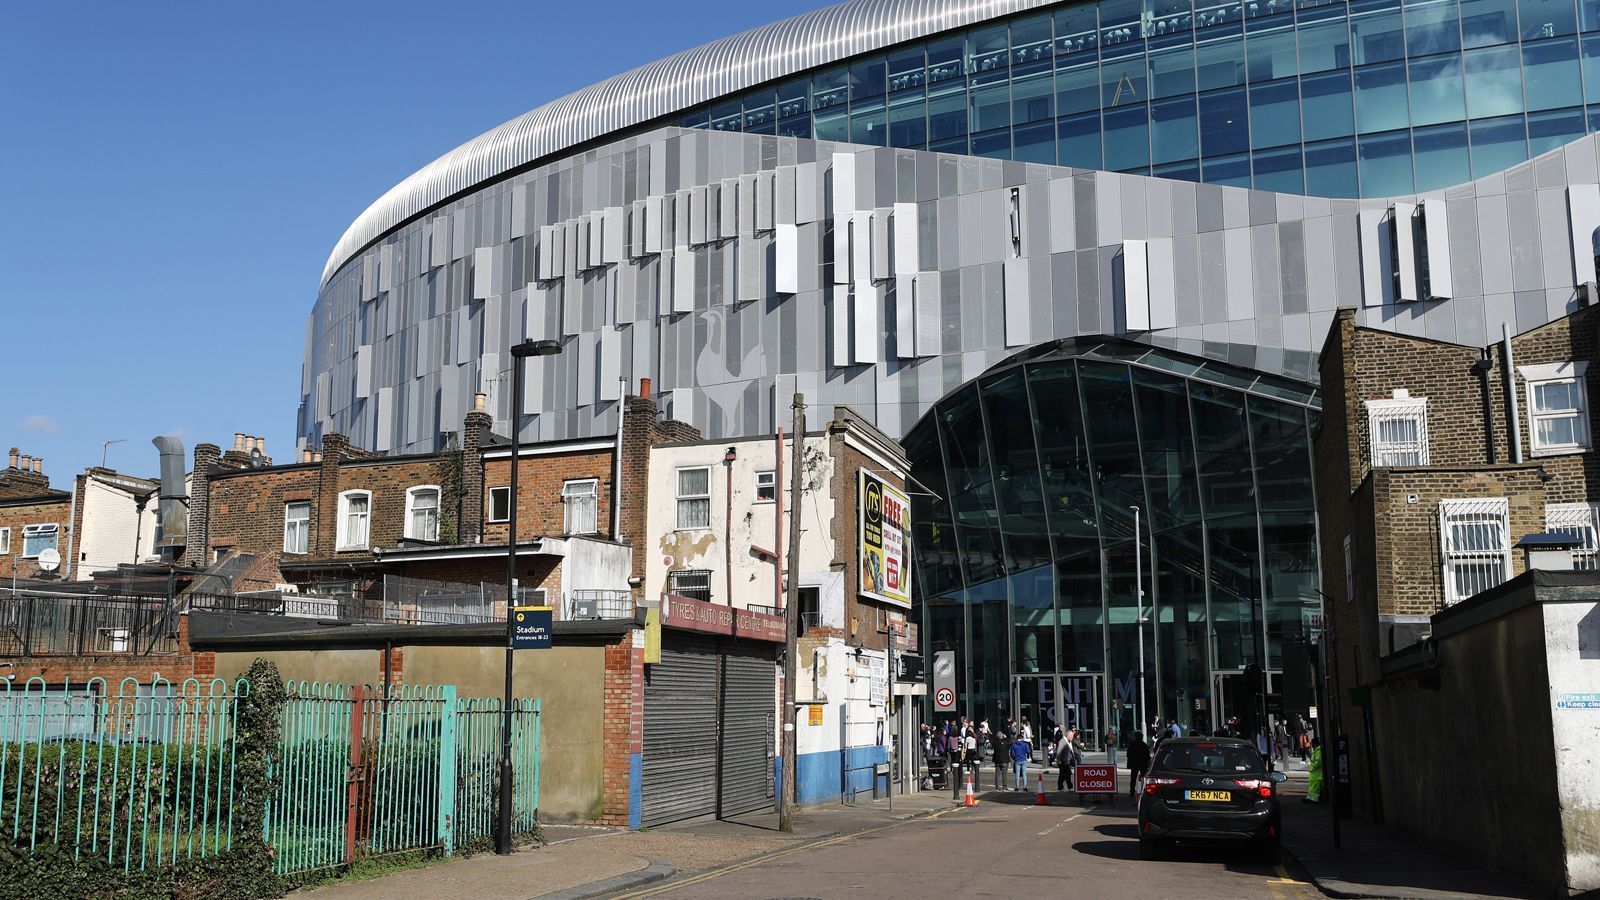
left=1503, top=323, right=1523, bottom=464
left=151, top=436, right=190, bottom=552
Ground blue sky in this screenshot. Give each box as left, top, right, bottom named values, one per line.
left=1, top=0, right=821, bottom=483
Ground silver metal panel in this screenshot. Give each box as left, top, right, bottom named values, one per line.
left=1422, top=198, right=1454, bottom=299
left=1358, top=209, right=1389, bottom=307
left=354, top=345, right=372, bottom=399
left=645, top=196, right=665, bottom=254
left=1224, top=228, right=1254, bottom=321
left=1148, top=238, right=1175, bottom=330
left=430, top=217, right=450, bottom=268
left=690, top=186, right=708, bottom=245
left=853, top=281, right=880, bottom=364
left=871, top=209, right=891, bottom=280
left=1392, top=202, right=1419, bottom=302
left=674, top=247, right=697, bottom=313
left=832, top=284, right=852, bottom=367
left=755, top=172, right=774, bottom=231
left=473, top=246, right=496, bottom=299
left=599, top=327, right=622, bottom=401
left=893, top=202, right=918, bottom=275
left=722, top=177, right=740, bottom=239
left=776, top=224, right=799, bottom=294
left=1121, top=240, right=1150, bottom=332
left=603, top=207, right=625, bottom=263
left=1003, top=257, right=1031, bottom=346
left=853, top=212, right=874, bottom=285
left=895, top=273, right=916, bottom=359
left=739, top=174, right=757, bottom=236
left=1568, top=184, right=1600, bottom=284
left=796, top=162, right=818, bottom=225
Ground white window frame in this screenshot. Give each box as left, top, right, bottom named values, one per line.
left=1439, top=498, right=1511, bottom=605
left=1520, top=361, right=1591, bottom=456
left=21, top=524, right=58, bottom=559
left=754, top=470, right=777, bottom=503
left=562, top=479, right=600, bottom=535
left=487, top=486, right=511, bottom=523
left=283, top=502, right=311, bottom=555
left=676, top=466, right=712, bottom=530
left=0, top=526, right=9, bottom=555
left=405, top=485, right=442, bottom=541
left=1546, top=502, right=1600, bottom=570
left=336, top=490, right=372, bottom=551
left=1365, top=395, right=1429, bottom=466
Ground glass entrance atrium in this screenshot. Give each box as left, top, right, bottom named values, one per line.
left=906, top=339, right=1321, bottom=736
left=680, top=0, right=1600, bottom=196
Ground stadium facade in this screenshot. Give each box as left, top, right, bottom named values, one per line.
left=303, top=0, right=1600, bottom=736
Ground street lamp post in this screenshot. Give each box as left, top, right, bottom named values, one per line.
left=1131, top=505, right=1147, bottom=736
left=497, top=338, right=562, bottom=856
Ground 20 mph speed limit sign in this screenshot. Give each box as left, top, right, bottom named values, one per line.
left=935, top=687, right=956, bottom=710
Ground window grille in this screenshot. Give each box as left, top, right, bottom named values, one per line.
left=668, top=569, right=713, bottom=602
left=1366, top=397, right=1429, bottom=466
left=1439, top=498, right=1509, bottom=605
left=1546, top=503, right=1600, bottom=570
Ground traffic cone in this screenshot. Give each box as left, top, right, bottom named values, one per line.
left=1036, top=772, right=1048, bottom=806
left=964, top=769, right=977, bottom=807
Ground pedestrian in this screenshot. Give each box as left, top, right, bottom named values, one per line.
left=1305, top=737, right=1324, bottom=803
left=991, top=724, right=1012, bottom=789
left=1020, top=716, right=1033, bottom=745
left=1055, top=728, right=1080, bottom=791
left=1126, top=731, right=1151, bottom=798
left=1297, top=727, right=1312, bottom=763
left=1168, top=719, right=1182, bottom=739
left=1255, top=728, right=1273, bottom=771
left=1105, top=727, right=1119, bottom=769
left=1010, top=731, right=1032, bottom=790
left=1222, top=715, right=1239, bottom=738
left=1273, top=720, right=1289, bottom=762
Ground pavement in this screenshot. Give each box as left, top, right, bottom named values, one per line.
left=296, top=758, right=1547, bottom=899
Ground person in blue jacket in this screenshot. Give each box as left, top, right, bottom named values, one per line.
left=1009, top=733, right=1033, bottom=790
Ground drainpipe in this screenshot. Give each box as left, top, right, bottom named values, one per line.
left=612, top=378, right=626, bottom=541
left=64, top=479, right=80, bottom=581
left=1503, top=322, right=1523, bottom=463
left=724, top=446, right=737, bottom=606
left=774, top=428, right=785, bottom=614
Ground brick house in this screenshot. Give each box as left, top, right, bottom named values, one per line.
left=1315, top=304, right=1600, bottom=819
left=0, top=449, right=71, bottom=581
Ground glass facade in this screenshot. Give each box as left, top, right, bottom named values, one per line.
left=680, top=0, right=1600, bottom=196
left=907, top=339, right=1321, bottom=739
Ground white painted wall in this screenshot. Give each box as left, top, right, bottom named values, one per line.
left=75, top=475, right=161, bottom=577
left=1544, top=599, right=1600, bottom=892
left=795, top=636, right=889, bottom=760
left=562, top=537, right=631, bottom=595
left=646, top=434, right=834, bottom=611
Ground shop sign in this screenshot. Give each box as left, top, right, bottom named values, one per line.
left=659, top=593, right=785, bottom=643
left=859, top=470, right=911, bottom=607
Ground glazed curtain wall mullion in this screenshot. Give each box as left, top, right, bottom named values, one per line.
left=970, top=373, right=1018, bottom=695
left=1020, top=360, right=1066, bottom=691
left=1247, top=395, right=1321, bottom=672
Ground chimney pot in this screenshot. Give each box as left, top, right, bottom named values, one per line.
left=640, top=377, right=652, bottom=398
left=473, top=393, right=487, bottom=412
left=19, top=455, right=30, bottom=472
left=312, top=452, right=323, bottom=463
left=32, top=458, right=41, bottom=475
left=7, top=448, right=16, bottom=469
left=233, top=433, right=246, bottom=451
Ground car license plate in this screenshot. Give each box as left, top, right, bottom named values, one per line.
left=1184, top=790, right=1230, bottom=802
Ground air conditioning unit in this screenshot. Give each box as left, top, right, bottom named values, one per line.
left=570, top=596, right=598, bottom=619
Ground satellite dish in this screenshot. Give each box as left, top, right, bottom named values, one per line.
left=36, top=548, right=60, bottom=573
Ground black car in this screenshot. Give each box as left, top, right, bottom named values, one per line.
left=1136, top=736, right=1287, bottom=863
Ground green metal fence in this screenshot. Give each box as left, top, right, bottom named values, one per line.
left=265, top=681, right=540, bottom=876
left=0, top=675, right=248, bottom=873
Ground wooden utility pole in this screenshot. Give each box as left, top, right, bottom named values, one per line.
left=779, top=393, right=805, bottom=832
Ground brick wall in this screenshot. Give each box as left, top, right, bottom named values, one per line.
left=600, top=633, right=644, bottom=827
left=0, top=495, right=73, bottom=579
left=482, top=446, right=616, bottom=544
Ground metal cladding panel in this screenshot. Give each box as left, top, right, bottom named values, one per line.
left=599, top=328, right=622, bottom=401
left=895, top=273, right=916, bottom=358
left=893, top=202, right=918, bottom=275
left=691, top=186, right=708, bottom=245
left=1147, top=238, right=1177, bottom=329
left=378, top=244, right=395, bottom=293
left=354, top=345, right=373, bottom=399
left=430, top=217, right=450, bottom=268
left=473, top=246, right=496, bottom=299
left=871, top=209, right=891, bottom=280
left=852, top=212, right=873, bottom=285
left=674, top=247, right=697, bottom=313
left=1121, top=239, right=1150, bottom=332
left=1392, top=202, right=1419, bottom=302
left=1422, top=198, right=1454, bottom=299
left=645, top=196, right=665, bottom=253
left=603, top=207, right=625, bottom=263
left=832, top=284, right=852, bottom=367
left=719, top=644, right=777, bottom=818
left=854, top=281, right=881, bottom=364
left=641, top=634, right=718, bottom=826
left=362, top=255, right=377, bottom=301
left=913, top=271, right=941, bottom=357
left=721, top=178, right=740, bottom=239
left=1568, top=184, right=1600, bottom=284
left=775, top=224, right=799, bottom=294
left=1359, top=208, right=1391, bottom=307
left=755, top=172, right=775, bottom=231
left=1003, top=257, right=1031, bottom=346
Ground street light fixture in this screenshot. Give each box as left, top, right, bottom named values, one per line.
left=498, top=337, right=563, bottom=856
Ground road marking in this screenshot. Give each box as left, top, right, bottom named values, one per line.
left=615, top=804, right=968, bottom=898
left=1037, top=811, right=1085, bottom=835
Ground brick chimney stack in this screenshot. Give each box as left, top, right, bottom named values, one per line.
left=460, top=396, right=493, bottom=544
left=184, top=443, right=222, bottom=566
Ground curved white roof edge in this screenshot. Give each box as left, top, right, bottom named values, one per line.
left=321, top=0, right=1055, bottom=286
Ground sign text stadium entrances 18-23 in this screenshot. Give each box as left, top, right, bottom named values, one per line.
left=511, top=606, right=554, bottom=649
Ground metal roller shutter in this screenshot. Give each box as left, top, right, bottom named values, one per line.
left=718, top=644, right=776, bottom=818
left=641, top=634, right=718, bottom=826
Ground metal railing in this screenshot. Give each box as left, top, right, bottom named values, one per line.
left=186, top=589, right=502, bottom=627
left=0, top=592, right=183, bottom=656
left=0, top=676, right=248, bottom=873
left=564, top=589, right=632, bottom=620
left=266, top=681, right=541, bottom=874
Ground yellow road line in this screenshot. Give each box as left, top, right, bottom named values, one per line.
left=615, top=805, right=966, bottom=898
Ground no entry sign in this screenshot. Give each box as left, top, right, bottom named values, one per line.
left=1075, top=764, right=1116, bottom=794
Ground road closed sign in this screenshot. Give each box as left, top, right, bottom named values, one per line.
left=934, top=687, right=956, bottom=711
left=1075, top=764, right=1116, bottom=794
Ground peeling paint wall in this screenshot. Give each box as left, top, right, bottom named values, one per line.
left=1545, top=599, right=1600, bottom=892
left=646, top=434, right=833, bottom=609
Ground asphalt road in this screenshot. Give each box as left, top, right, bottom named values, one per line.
left=624, top=791, right=1320, bottom=900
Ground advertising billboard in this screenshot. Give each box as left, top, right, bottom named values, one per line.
left=859, top=470, right=911, bottom=607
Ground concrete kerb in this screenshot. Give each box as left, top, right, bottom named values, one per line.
left=539, top=859, right=676, bottom=900
left=1278, top=831, right=1518, bottom=900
